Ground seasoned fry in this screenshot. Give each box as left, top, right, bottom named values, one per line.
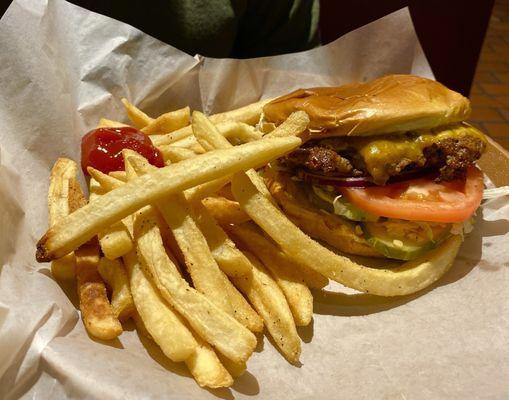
left=91, top=163, right=229, bottom=206
left=141, top=106, right=190, bottom=135
left=228, top=222, right=328, bottom=289
left=121, top=98, right=152, bottom=128
left=229, top=223, right=314, bottom=326
left=97, top=257, right=135, bottom=321
left=233, top=251, right=301, bottom=364
left=68, top=178, right=123, bottom=340
left=192, top=110, right=273, bottom=200
left=185, top=336, right=234, bottom=388
left=264, top=111, right=310, bottom=138
left=76, top=241, right=123, bottom=340
left=36, top=136, right=302, bottom=261
left=155, top=121, right=263, bottom=149
left=132, top=208, right=257, bottom=363
left=151, top=98, right=271, bottom=146
left=123, top=250, right=197, bottom=362
left=126, top=260, right=233, bottom=388
left=192, top=201, right=252, bottom=277
left=158, top=145, right=197, bottom=163
left=48, top=158, right=77, bottom=280
left=184, top=177, right=231, bottom=203
left=88, top=167, right=124, bottom=191
left=97, top=118, right=129, bottom=128
left=201, top=196, right=251, bottom=225
left=89, top=178, right=133, bottom=259
left=128, top=158, right=263, bottom=332
left=231, top=172, right=464, bottom=296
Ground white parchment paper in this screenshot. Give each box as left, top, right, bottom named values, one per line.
left=1, top=1, right=508, bottom=399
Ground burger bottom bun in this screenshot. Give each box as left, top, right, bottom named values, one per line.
left=266, top=170, right=382, bottom=258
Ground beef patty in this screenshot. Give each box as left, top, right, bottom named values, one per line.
left=281, top=135, right=485, bottom=183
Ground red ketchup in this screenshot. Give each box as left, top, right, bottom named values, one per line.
left=81, top=127, right=164, bottom=174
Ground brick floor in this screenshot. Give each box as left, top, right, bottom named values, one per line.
left=471, top=0, right=509, bottom=149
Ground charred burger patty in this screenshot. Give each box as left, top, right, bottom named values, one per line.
left=281, top=125, right=486, bottom=184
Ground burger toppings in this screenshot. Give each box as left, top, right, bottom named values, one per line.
left=281, top=124, right=486, bottom=185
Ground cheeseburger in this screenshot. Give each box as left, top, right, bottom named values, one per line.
left=262, top=75, right=486, bottom=260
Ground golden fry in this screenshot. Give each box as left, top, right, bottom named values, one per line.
left=192, top=201, right=252, bottom=277
left=142, top=106, right=190, bottom=135
left=201, top=196, right=251, bottom=225
left=229, top=223, right=314, bottom=326
left=76, top=242, right=123, bottom=340
left=151, top=99, right=271, bottom=146
left=233, top=251, right=301, bottom=364
left=121, top=98, right=152, bottom=128
left=128, top=158, right=263, bottom=332
left=264, top=111, right=309, bottom=138
left=123, top=251, right=198, bottom=362
left=231, top=172, right=463, bottom=296
left=36, top=136, right=301, bottom=261
left=48, top=158, right=77, bottom=280
left=228, top=222, right=328, bottom=289
left=132, top=209, right=257, bottom=363
left=97, top=257, right=135, bottom=321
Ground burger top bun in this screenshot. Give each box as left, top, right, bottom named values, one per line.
left=262, top=74, right=471, bottom=137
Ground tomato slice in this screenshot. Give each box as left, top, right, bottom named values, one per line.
left=340, top=166, right=484, bottom=223
left=81, top=127, right=164, bottom=174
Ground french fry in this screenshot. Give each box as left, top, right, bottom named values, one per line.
left=227, top=222, right=328, bottom=289
left=264, top=111, right=310, bottom=138
left=97, top=118, right=130, bottom=128
left=185, top=336, right=234, bottom=388
left=233, top=251, right=301, bottom=364
left=109, top=170, right=127, bottom=181
left=151, top=99, right=271, bottom=147
left=88, top=167, right=124, bottom=191
left=128, top=157, right=263, bottom=332
left=217, top=354, right=247, bottom=379
left=164, top=134, right=205, bottom=152
left=184, top=177, right=231, bottom=203
left=91, top=165, right=229, bottom=248
left=220, top=121, right=263, bottom=144
left=231, top=172, right=464, bottom=296
left=69, top=179, right=123, bottom=340
left=132, top=311, right=152, bottom=339
left=155, top=121, right=263, bottom=149
left=36, top=137, right=301, bottom=262
left=191, top=201, right=252, bottom=277
left=132, top=208, right=257, bottom=363
left=89, top=178, right=133, bottom=259
left=228, top=223, right=314, bottom=325
left=76, top=241, right=123, bottom=340
left=192, top=111, right=273, bottom=200
left=97, top=257, right=135, bottom=321
left=158, top=145, right=197, bottom=163
left=201, top=196, right=251, bottom=225
left=142, top=106, right=190, bottom=135
left=123, top=250, right=198, bottom=362
left=48, top=158, right=77, bottom=280
left=258, top=121, right=276, bottom=134
left=126, top=252, right=233, bottom=388
left=121, top=98, right=152, bottom=128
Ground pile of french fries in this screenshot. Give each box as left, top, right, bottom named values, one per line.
left=40, top=98, right=462, bottom=388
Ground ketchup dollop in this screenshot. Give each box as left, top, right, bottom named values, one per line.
left=81, top=127, right=164, bottom=174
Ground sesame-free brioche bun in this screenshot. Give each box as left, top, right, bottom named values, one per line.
left=265, top=170, right=382, bottom=258
left=263, top=74, right=471, bottom=137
